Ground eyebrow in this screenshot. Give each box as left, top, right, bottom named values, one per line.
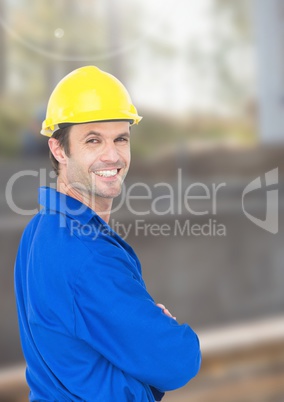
left=84, top=131, right=130, bottom=139
left=84, top=131, right=101, bottom=138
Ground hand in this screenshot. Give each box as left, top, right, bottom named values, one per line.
left=157, top=303, right=177, bottom=320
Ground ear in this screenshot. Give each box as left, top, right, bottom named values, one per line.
left=48, top=138, right=68, bottom=165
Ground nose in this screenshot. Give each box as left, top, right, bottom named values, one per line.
left=100, top=142, right=120, bottom=163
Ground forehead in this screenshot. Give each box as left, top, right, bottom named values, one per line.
left=69, top=121, right=130, bottom=139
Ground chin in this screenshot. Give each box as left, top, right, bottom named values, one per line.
left=97, top=188, right=122, bottom=199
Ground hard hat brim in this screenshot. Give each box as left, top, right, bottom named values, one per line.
left=41, top=112, right=142, bottom=137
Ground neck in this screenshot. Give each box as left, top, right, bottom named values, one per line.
left=56, top=178, right=113, bottom=224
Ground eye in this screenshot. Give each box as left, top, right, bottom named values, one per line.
left=115, top=136, right=129, bottom=143
left=86, top=138, right=99, bottom=144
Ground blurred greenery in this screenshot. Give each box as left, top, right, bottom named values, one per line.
left=0, top=0, right=257, bottom=158
left=132, top=113, right=257, bottom=158
left=0, top=100, right=25, bottom=156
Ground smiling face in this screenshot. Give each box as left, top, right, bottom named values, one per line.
left=49, top=121, right=131, bottom=215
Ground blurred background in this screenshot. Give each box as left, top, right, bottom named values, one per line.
left=1, top=0, right=284, bottom=401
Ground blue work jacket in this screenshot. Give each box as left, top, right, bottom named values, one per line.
left=14, top=186, right=201, bottom=401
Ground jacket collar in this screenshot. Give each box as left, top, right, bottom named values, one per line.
left=38, top=186, right=97, bottom=225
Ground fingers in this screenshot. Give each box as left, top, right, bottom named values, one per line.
left=157, top=303, right=177, bottom=320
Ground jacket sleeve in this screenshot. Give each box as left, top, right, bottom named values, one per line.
left=73, top=241, right=201, bottom=392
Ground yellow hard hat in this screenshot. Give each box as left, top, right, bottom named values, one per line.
left=41, top=66, right=142, bottom=137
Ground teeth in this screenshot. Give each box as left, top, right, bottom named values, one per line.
left=94, top=169, right=118, bottom=177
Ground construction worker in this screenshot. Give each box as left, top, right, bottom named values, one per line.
left=14, top=66, right=201, bottom=401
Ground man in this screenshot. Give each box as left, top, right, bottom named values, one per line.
left=15, top=66, right=201, bottom=401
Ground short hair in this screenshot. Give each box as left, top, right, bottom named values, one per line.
left=49, top=126, right=72, bottom=176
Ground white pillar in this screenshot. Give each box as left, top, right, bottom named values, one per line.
left=253, top=0, right=284, bottom=143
